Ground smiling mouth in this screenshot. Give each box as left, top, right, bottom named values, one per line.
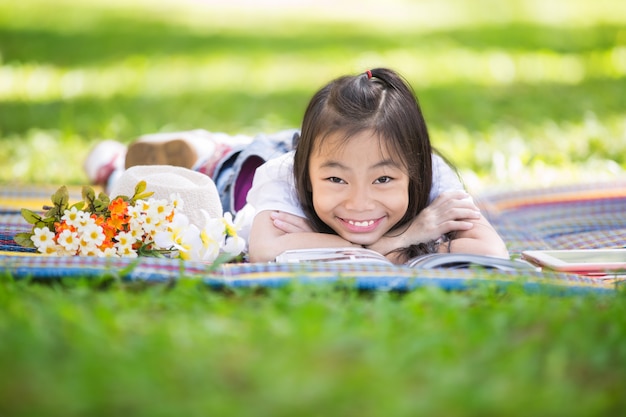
left=347, top=219, right=374, bottom=227
left=339, top=217, right=382, bottom=232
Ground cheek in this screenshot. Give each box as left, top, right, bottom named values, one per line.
left=386, top=184, right=410, bottom=214
left=311, top=185, right=333, bottom=213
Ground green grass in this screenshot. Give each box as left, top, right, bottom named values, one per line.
left=1, top=277, right=626, bottom=417
left=2, top=1, right=626, bottom=415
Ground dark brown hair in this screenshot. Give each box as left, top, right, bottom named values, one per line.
left=293, top=67, right=433, bottom=237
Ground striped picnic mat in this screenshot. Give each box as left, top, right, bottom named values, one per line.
left=1, top=181, right=624, bottom=292
left=477, top=180, right=626, bottom=255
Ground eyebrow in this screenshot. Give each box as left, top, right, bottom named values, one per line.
left=318, top=159, right=401, bottom=170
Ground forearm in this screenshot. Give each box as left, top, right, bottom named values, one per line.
left=368, top=216, right=508, bottom=259
left=249, top=232, right=359, bottom=262
left=442, top=220, right=509, bottom=258
left=365, top=230, right=412, bottom=258
left=248, top=211, right=358, bottom=262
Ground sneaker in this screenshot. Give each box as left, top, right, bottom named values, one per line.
left=125, top=136, right=198, bottom=169
left=124, top=130, right=246, bottom=170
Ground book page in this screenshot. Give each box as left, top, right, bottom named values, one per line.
left=275, top=247, right=391, bottom=264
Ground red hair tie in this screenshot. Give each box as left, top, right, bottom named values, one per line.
left=365, top=69, right=372, bottom=79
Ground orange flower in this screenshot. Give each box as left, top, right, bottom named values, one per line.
left=109, top=197, right=129, bottom=217
left=107, top=213, right=127, bottom=231
left=54, top=221, right=76, bottom=236
left=101, top=222, right=117, bottom=242
left=90, top=214, right=116, bottom=241
left=91, top=214, right=105, bottom=226
left=99, top=238, right=115, bottom=250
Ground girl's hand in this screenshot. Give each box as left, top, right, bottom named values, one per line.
left=269, top=211, right=314, bottom=234
left=367, top=190, right=481, bottom=255
left=405, top=189, right=481, bottom=241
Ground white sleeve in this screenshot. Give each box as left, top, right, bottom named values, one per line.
left=246, top=151, right=306, bottom=217
left=428, top=153, right=465, bottom=203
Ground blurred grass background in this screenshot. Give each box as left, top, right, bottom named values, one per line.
left=1, top=0, right=625, bottom=190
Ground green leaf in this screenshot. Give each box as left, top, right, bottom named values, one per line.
left=71, top=201, right=85, bottom=211
left=35, top=218, right=55, bottom=230
left=97, top=192, right=111, bottom=207
left=131, top=180, right=154, bottom=202
left=134, top=180, right=147, bottom=196
left=44, top=185, right=70, bottom=221
left=92, top=192, right=111, bottom=215
left=14, top=233, right=35, bottom=248
left=133, top=192, right=155, bottom=202
left=82, top=185, right=95, bottom=202
left=21, top=208, right=42, bottom=225
left=83, top=185, right=97, bottom=212
left=51, top=186, right=69, bottom=209
left=44, top=205, right=61, bottom=220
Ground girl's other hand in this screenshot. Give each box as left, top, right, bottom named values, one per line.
left=367, top=190, right=481, bottom=255
left=270, top=211, right=314, bottom=234
left=410, top=190, right=481, bottom=241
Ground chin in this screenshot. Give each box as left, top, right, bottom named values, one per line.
left=341, top=233, right=379, bottom=247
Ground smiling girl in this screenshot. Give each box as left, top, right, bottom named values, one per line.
left=247, top=68, right=508, bottom=263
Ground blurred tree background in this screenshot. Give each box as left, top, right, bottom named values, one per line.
left=1, top=0, right=625, bottom=190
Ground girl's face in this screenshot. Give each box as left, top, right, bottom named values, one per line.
left=308, top=130, right=410, bottom=246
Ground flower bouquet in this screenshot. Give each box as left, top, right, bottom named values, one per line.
left=14, top=182, right=248, bottom=263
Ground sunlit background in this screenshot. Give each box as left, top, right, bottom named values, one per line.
left=1, top=0, right=625, bottom=191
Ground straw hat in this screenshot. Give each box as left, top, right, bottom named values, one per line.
left=109, top=165, right=223, bottom=229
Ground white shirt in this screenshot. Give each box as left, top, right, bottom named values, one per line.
left=246, top=151, right=464, bottom=217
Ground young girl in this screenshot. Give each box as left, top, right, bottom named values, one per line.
left=246, top=68, right=508, bottom=263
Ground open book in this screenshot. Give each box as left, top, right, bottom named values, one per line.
left=275, top=247, right=539, bottom=271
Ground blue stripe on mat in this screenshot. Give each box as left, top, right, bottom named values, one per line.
left=0, top=254, right=617, bottom=294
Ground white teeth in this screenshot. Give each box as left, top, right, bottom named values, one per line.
left=347, top=220, right=374, bottom=227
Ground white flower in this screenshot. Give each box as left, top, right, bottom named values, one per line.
left=78, top=244, right=99, bottom=256
left=154, top=213, right=193, bottom=252
left=198, top=226, right=222, bottom=262
left=61, top=207, right=86, bottom=228
left=56, top=229, right=80, bottom=253
left=139, top=212, right=158, bottom=235
left=116, top=246, right=138, bottom=258
left=128, top=217, right=145, bottom=236
left=169, top=193, right=183, bottom=212
left=98, top=247, right=119, bottom=257
left=115, top=230, right=136, bottom=256
left=80, top=223, right=106, bottom=247
left=115, top=230, right=135, bottom=247
left=196, top=213, right=226, bottom=262
left=127, top=204, right=143, bottom=221
left=40, top=245, right=62, bottom=255
left=79, top=215, right=97, bottom=228
left=223, top=235, right=246, bottom=256
left=150, top=198, right=172, bottom=218
left=179, top=225, right=203, bottom=261
left=220, top=210, right=251, bottom=256
left=232, top=204, right=254, bottom=242
left=153, top=212, right=205, bottom=261
left=31, top=227, right=56, bottom=252
left=135, top=199, right=151, bottom=212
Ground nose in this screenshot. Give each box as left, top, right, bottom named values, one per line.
left=344, top=183, right=375, bottom=211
